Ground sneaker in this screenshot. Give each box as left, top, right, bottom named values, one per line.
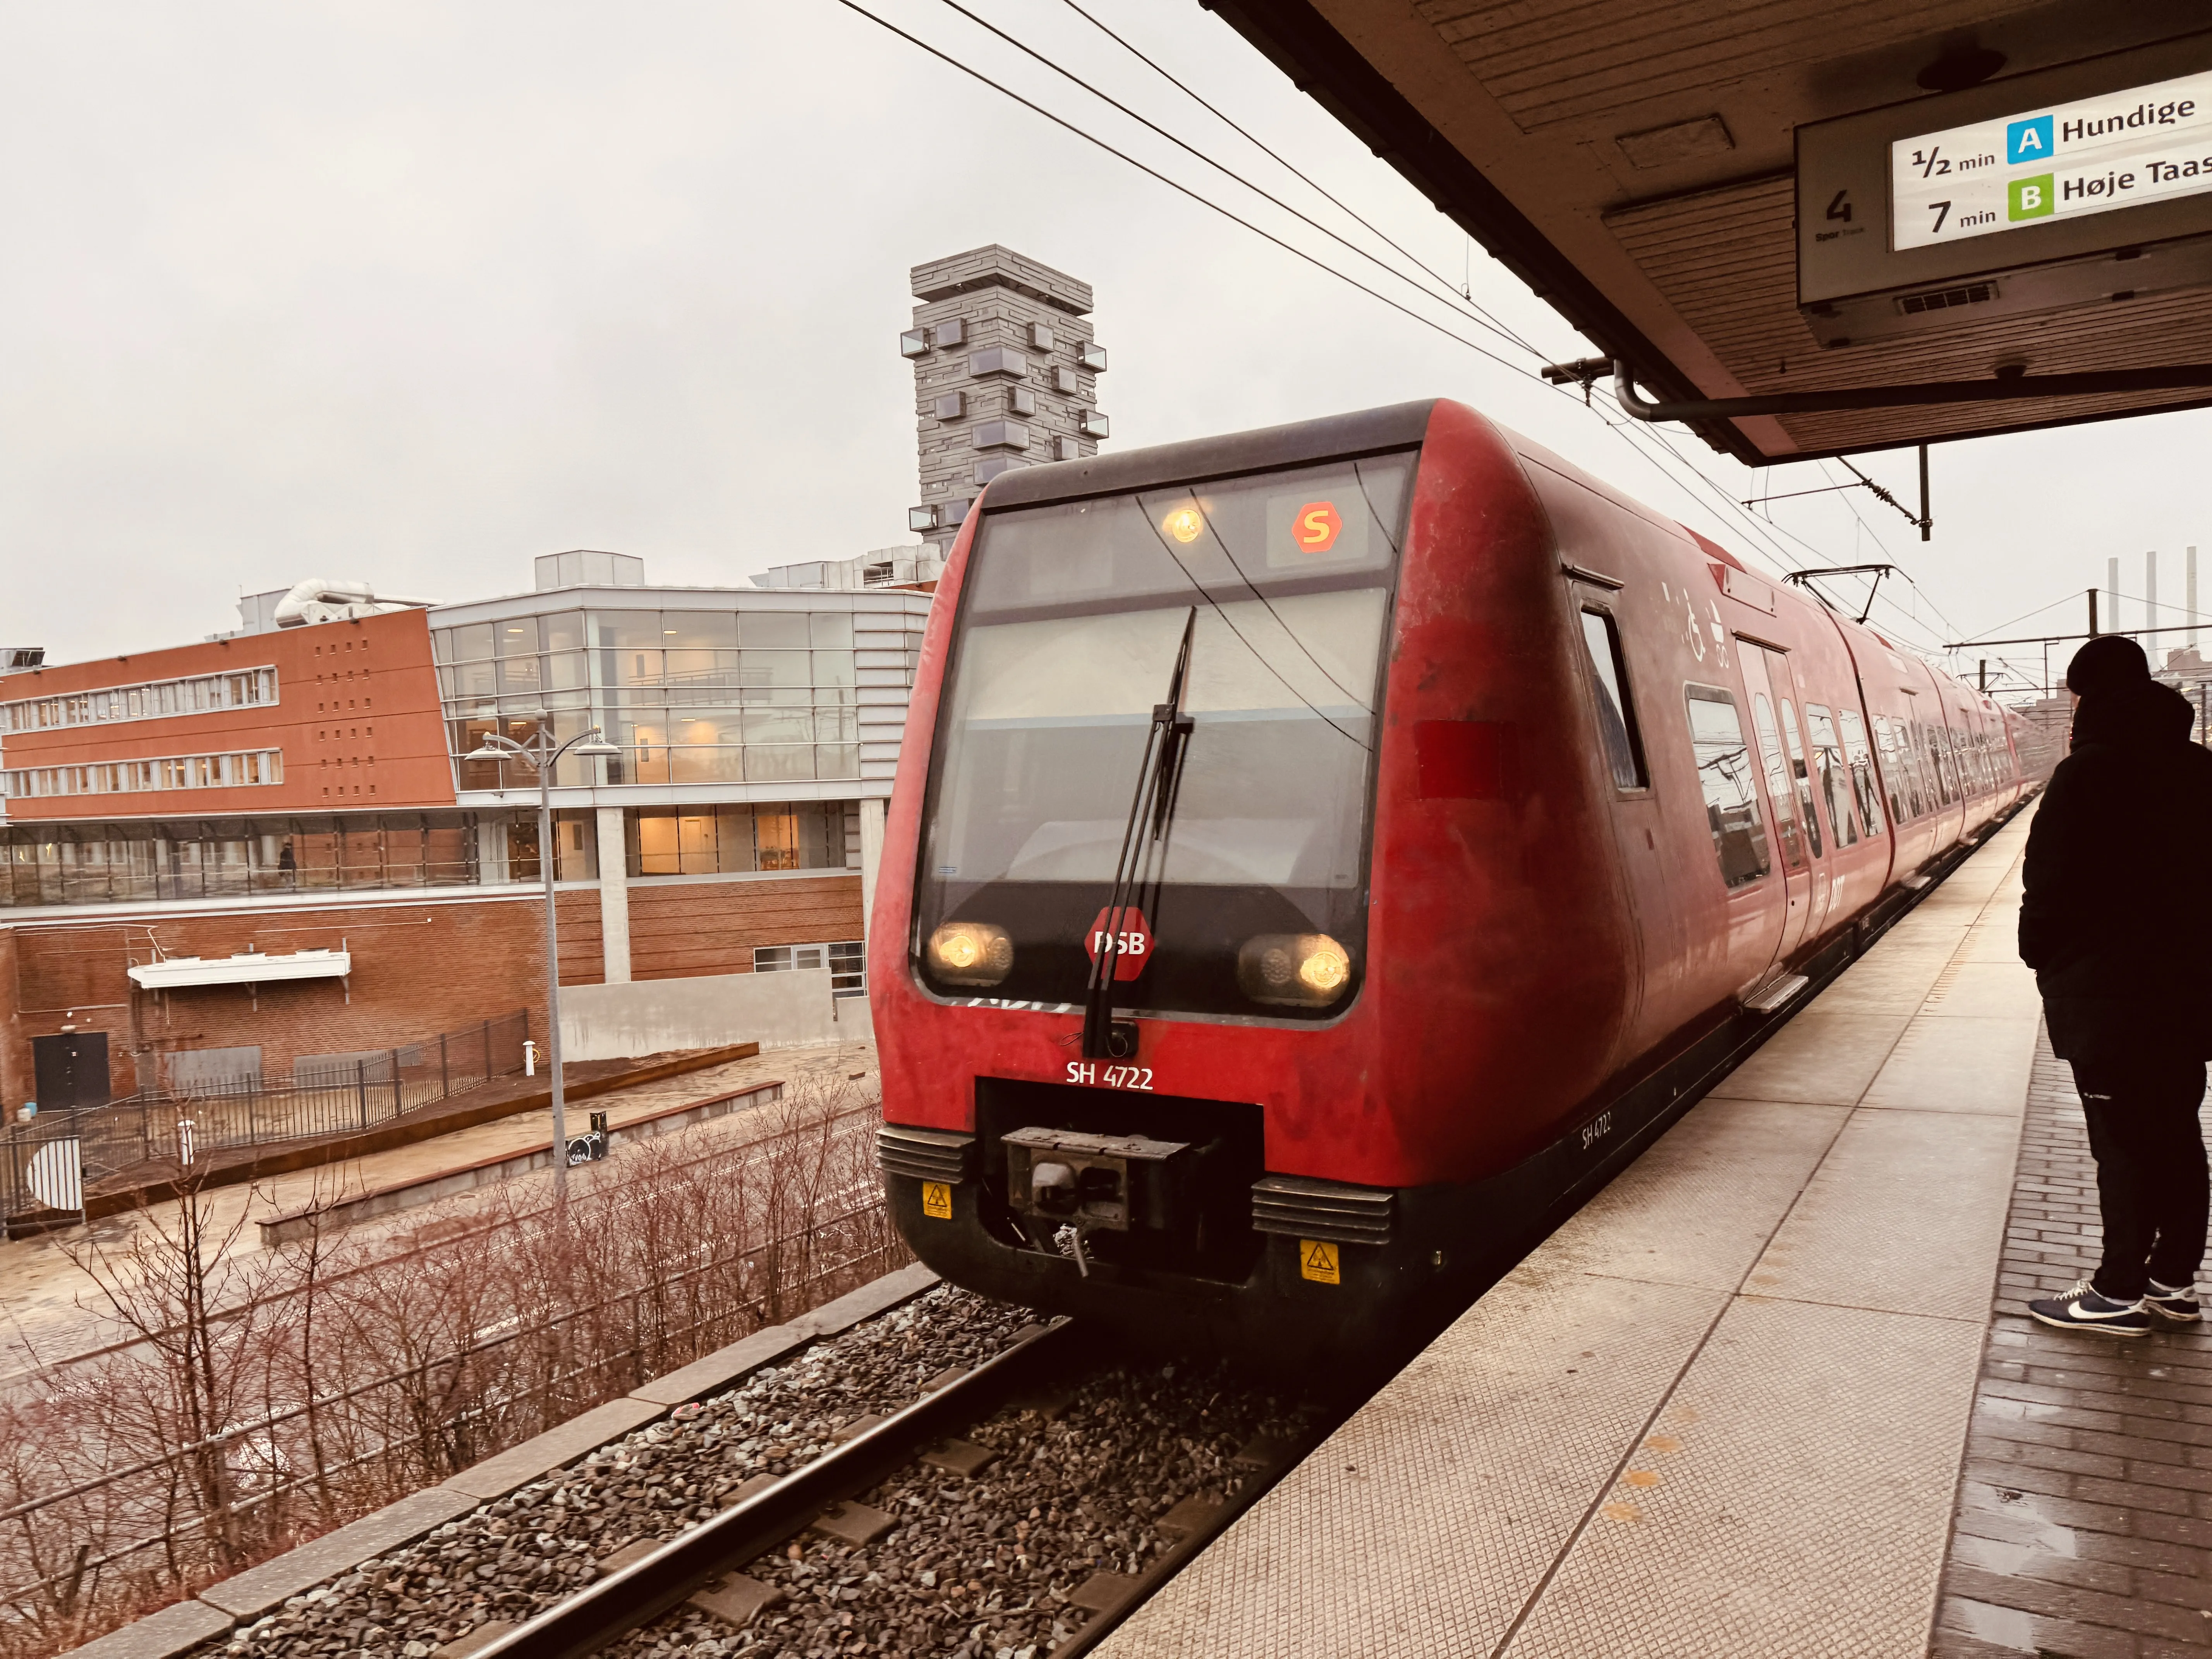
left=2027, top=1280, right=2150, bottom=1336
left=2145, top=1279, right=2203, bottom=1323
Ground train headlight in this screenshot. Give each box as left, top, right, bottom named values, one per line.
left=1237, top=933, right=1353, bottom=1007
left=926, top=921, right=1015, bottom=987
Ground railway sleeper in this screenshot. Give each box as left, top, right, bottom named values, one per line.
left=480, top=1319, right=1328, bottom=1659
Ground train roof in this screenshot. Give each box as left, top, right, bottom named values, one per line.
left=979, top=400, right=1436, bottom=512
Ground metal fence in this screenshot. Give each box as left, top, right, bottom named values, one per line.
left=0, top=1092, right=893, bottom=1659
left=0, top=1012, right=531, bottom=1223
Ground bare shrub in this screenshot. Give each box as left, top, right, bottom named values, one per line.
left=0, top=1076, right=904, bottom=1659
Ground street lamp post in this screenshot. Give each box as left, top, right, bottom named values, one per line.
left=462, top=724, right=620, bottom=1198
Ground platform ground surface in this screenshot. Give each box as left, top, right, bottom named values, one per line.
left=1933, top=1029, right=2212, bottom=1657
left=1104, top=814, right=2041, bottom=1659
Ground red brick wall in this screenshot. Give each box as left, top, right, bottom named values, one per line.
left=0, top=871, right=869, bottom=1105
left=0, top=608, right=453, bottom=819
left=555, top=888, right=604, bottom=987
left=0, top=894, right=548, bottom=1104
left=0, top=927, right=17, bottom=1104
left=627, top=875, right=863, bottom=981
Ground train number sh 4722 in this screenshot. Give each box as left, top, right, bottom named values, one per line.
left=1066, top=1061, right=1154, bottom=1091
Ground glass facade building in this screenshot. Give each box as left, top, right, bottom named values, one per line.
left=0, top=800, right=861, bottom=909
left=434, top=608, right=869, bottom=790
left=0, top=814, right=480, bottom=907
left=0, top=568, right=922, bottom=915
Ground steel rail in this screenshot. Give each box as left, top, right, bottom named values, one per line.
left=471, top=1319, right=1081, bottom=1659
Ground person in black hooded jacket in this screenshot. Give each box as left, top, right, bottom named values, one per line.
left=2020, top=634, right=2212, bottom=1335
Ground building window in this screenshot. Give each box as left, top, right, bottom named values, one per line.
left=2, top=667, right=277, bottom=733
left=0, top=811, right=480, bottom=908
left=967, top=347, right=1029, bottom=378
left=754, top=939, right=865, bottom=996
left=0, top=749, right=283, bottom=800
left=972, top=420, right=1030, bottom=452
left=626, top=801, right=855, bottom=878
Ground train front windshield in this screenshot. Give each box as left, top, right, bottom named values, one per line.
left=914, top=451, right=1415, bottom=1020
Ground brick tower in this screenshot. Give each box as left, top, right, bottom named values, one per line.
left=901, top=246, right=1108, bottom=557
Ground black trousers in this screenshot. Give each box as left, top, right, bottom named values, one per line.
left=2069, top=1054, right=2210, bottom=1301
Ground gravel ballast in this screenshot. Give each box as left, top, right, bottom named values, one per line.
left=203, top=1285, right=1315, bottom=1659
left=206, top=1288, right=1035, bottom=1659
left=623, top=1357, right=1311, bottom=1659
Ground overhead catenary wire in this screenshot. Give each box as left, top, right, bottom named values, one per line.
left=838, top=0, right=1990, bottom=668
left=921, top=0, right=1539, bottom=359
left=1048, top=0, right=1535, bottom=352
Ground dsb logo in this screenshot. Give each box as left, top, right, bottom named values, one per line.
left=1084, top=907, right=1152, bottom=982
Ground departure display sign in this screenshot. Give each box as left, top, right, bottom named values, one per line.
left=1893, top=69, right=2212, bottom=250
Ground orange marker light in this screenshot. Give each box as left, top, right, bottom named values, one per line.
left=1293, top=501, right=1342, bottom=553
left=1163, top=507, right=1204, bottom=544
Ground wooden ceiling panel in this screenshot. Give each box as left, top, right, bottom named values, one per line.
left=1414, top=0, right=2012, bottom=133
left=1607, top=177, right=2212, bottom=450
left=1212, top=0, right=2212, bottom=460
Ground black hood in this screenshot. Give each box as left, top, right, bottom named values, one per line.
left=2070, top=679, right=2197, bottom=750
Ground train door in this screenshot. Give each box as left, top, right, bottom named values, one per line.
left=1570, top=592, right=1655, bottom=1049
left=1737, top=646, right=1812, bottom=963
left=1773, top=662, right=1834, bottom=940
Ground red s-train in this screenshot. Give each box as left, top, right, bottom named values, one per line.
left=870, top=399, right=2032, bottom=1356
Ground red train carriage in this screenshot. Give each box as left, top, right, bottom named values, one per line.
left=871, top=399, right=2031, bottom=1358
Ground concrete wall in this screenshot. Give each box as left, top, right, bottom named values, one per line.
left=558, top=967, right=867, bottom=1058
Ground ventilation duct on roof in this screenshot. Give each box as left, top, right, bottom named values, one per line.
left=272, top=579, right=435, bottom=629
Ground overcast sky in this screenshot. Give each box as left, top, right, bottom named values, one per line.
left=4, top=0, right=2207, bottom=694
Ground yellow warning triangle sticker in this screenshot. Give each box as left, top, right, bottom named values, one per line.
left=1300, top=1239, right=1340, bottom=1285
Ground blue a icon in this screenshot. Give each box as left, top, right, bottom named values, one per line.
left=2008, top=115, right=2054, bottom=166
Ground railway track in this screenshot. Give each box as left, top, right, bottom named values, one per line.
left=465, top=1319, right=1320, bottom=1659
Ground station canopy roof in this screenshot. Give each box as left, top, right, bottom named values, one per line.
left=1212, top=3, right=2212, bottom=463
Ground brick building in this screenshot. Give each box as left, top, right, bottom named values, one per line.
left=0, top=554, right=929, bottom=1106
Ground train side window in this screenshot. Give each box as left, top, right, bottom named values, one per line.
left=1750, top=692, right=1803, bottom=868
left=1777, top=697, right=1824, bottom=857
left=1871, top=714, right=1905, bottom=823
left=1929, top=723, right=1956, bottom=805
left=1578, top=610, right=1647, bottom=790
left=1684, top=684, right=1771, bottom=887
left=1802, top=704, right=1858, bottom=847
left=1839, top=709, right=1885, bottom=837
left=1892, top=710, right=1926, bottom=819
left=1890, top=713, right=1923, bottom=820
left=1738, top=649, right=1802, bottom=869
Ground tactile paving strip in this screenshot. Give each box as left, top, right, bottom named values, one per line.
left=1101, top=1263, right=1724, bottom=1659
left=1503, top=1297, right=1988, bottom=1659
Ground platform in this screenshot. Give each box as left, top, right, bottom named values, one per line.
left=1105, top=811, right=2117, bottom=1658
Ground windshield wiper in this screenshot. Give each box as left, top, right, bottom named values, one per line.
left=1082, top=607, right=1197, bottom=1060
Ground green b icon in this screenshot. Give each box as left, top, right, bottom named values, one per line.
left=2009, top=174, right=2055, bottom=221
